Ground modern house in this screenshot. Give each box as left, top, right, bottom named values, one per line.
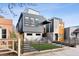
left=46, top=17, right=64, bottom=42
left=16, top=9, right=47, bottom=42
left=16, top=9, right=65, bottom=54
left=64, top=26, right=79, bottom=44
left=0, top=16, right=13, bottom=48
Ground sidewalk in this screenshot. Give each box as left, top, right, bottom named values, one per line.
left=28, top=45, right=79, bottom=56
left=22, top=46, right=69, bottom=56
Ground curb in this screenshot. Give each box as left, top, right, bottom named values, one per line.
left=22, top=51, right=39, bottom=56
left=22, top=47, right=66, bottom=56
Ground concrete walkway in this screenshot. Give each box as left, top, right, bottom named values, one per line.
left=31, top=45, right=79, bottom=56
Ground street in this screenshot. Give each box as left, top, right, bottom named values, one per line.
left=31, top=45, right=79, bottom=56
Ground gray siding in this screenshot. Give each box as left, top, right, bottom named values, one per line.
left=23, top=13, right=45, bottom=23
left=16, top=12, right=46, bottom=33
left=46, top=24, right=49, bottom=32
left=64, top=26, right=79, bottom=44
left=16, top=13, right=23, bottom=32
left=46, top=19, right=54, bottom=33
left=64, top=28, right=70, bottom=40
left=50, top=20, right=54, bottom=32
left=23, top=13, right=46, bottom=33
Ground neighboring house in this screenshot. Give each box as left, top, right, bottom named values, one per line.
left=16, top=9, right=47, bottom=42
left=46, top=17, right=64, bottom=42
left=64, top=26, right=79, bottom=44
left=0, top=16, right=13, bottom=48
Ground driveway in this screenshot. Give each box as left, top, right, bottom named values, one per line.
left=31, top=45, right=79, bottom=56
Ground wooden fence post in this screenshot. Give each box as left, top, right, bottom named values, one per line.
left=18, top=38, right=21, bottom=56
left=12, top=40, right=14, bottom=50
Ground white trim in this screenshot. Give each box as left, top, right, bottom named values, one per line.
left=0, top=28, right=2, bottom=39
left=6, top=29, right=8, bottom=39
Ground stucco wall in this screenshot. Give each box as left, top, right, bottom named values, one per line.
left=24, top=33, right=42, bottom=41
left=0, top=17, right=13, bottom=39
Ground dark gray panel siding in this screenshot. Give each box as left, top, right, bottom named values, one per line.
left=46, top=24, right=49, bottom=32
left=23, top=26, right=44, bottom=33
left=46, top=19, right=54, bottom=33
left=23, top=13, right=46, bottom=33
left=50, top=20, right=54, bottom=32
left=64, top=28, right=70, bottom=40
left=23, top=13, right=45, bottom=23
left=17, top=16, right=23, bottom=32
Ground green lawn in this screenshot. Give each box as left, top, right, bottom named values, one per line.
left=31, top=43, right=61, bottom=51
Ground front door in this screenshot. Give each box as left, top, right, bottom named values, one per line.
left=55, top=34, right=58, bottom=41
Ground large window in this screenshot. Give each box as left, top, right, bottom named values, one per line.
left=30, top=18, right=35, bottom=26
left=2, top=29, right=6, bottom=39
left=35, top=18, right=39, bottom=26
left=46, top=24, right=49, bottom=32
left=24, top=17, right=29, bottom=26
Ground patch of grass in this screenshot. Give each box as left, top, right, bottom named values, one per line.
left=31, top=43, right=61, bottom=51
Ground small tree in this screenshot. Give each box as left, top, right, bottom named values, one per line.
left=10, top=31, right=17, bottom=40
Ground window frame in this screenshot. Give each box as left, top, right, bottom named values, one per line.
left=2, top=29, right=7, bottom=39
left=36, top=33, right=41, bottom=36
left=27, top=33, right=32, bottom=36
left=30, top=17, right=35, bottom=26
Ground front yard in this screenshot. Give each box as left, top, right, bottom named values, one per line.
left=31, top=43, right=61, bottom=51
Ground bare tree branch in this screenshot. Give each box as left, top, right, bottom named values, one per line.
left=0, top=3, right=37, bottom=17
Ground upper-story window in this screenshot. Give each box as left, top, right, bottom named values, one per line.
left=24, top=17, right=29, bottom=26
left=30, top=18, right=35, bottom=26
left=35, top=18, right=39, bottom=26
left=25, top=17, right=29, bottom=19
left=35, top=19, right=38, bottom=21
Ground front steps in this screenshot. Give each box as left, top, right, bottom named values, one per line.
left=22, top=42, right=36, bottom=53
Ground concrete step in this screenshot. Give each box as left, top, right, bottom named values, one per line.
left=23, top=47, right=35, bottom=49
left=23, top=46, right=31, bottom=48
left=22, top=43, right=37, bottom=53
left=23, top=44, right=30, bottom=45
left=23, top=48, right=36, bottom=51
left=23, top=45, right=30, bottom=46
left=24, top=42, right=30, bottom=44
left=23, top=49, right=36, bottom=52
left=23, top=48, right=36, bottom=52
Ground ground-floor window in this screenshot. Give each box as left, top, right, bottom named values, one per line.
left=36, top=33, right=41, bottom=36
left=26, top=33, right=41, bottom=36
left=27, top=33, right=32, bottom=36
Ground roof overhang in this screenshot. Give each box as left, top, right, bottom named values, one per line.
left=41, top=20, right=51, bottom=25
left=73, top=28, right=79, bottom=34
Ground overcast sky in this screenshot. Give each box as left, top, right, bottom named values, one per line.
left=0, top=3, right=79, bottom=27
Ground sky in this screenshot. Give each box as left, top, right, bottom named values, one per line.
left=0, top=3, right=79, bottom=27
